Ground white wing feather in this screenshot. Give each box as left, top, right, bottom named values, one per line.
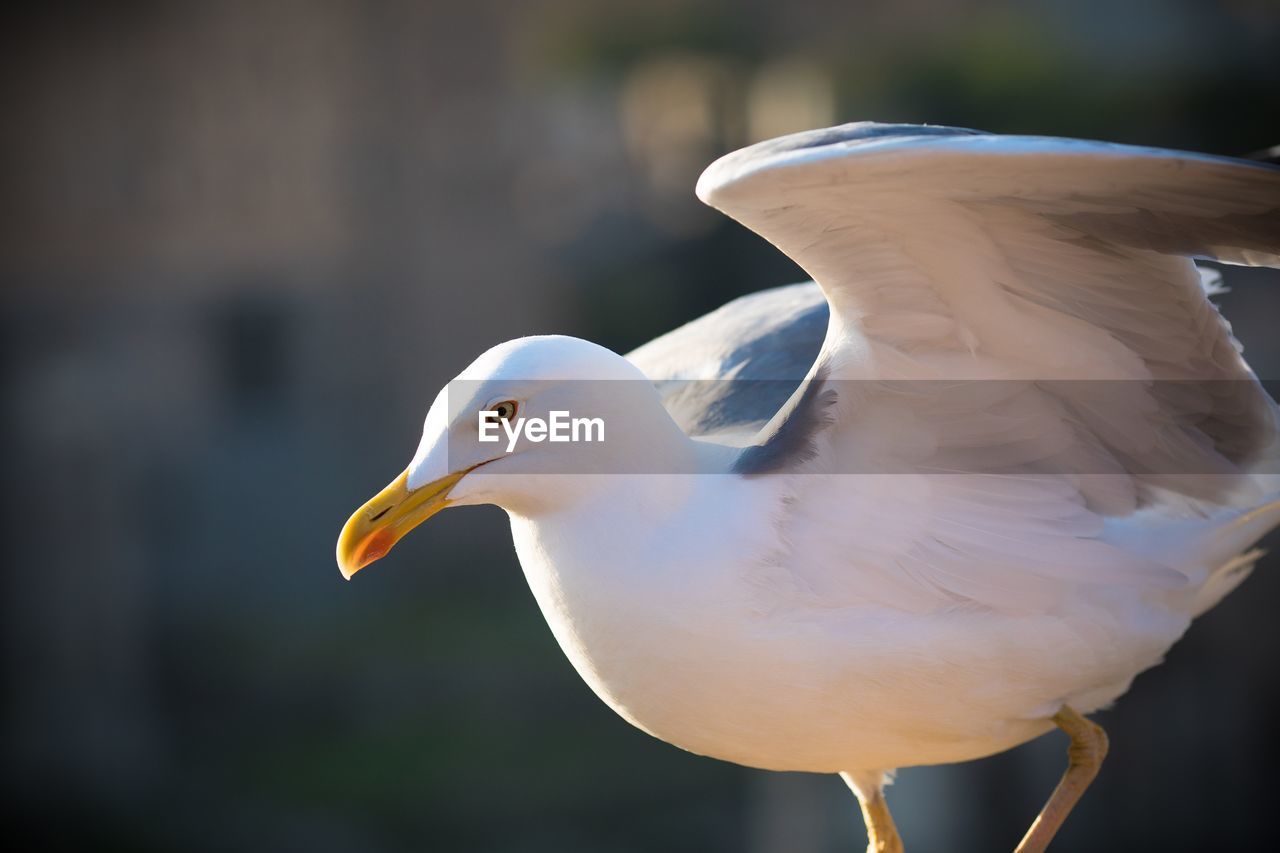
left=697, top=124, right=1280, bottom=613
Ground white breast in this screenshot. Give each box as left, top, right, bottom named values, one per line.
left=504, top=472, right=1191, bottom=773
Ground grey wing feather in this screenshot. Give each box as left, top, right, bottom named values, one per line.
left=696, top=122, right=1280, bottom=507
left=626, top=282, right=829, bottom=440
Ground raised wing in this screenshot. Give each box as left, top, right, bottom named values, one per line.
left=695, top=123, right=1280, bottom=612
left=698, top=123, right=1280, bottom=510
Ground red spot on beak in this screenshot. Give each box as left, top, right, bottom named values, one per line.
left=358, top=527, right=397, bottom=569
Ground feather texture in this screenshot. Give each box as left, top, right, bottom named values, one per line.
left=688, top=123, right=1280, bottom=612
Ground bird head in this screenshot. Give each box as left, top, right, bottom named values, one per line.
left=335, top=334, right=687, bottom=578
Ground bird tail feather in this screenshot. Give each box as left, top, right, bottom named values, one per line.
left=1187, top=496, right=1280, bottom=616
left=1192, top=547, right=1262, bottom=617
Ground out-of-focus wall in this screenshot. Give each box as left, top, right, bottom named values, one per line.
left=2, top=2, right=1278, bottom=851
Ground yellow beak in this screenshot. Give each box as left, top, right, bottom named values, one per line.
left=335, top=468, right=466, bottom=579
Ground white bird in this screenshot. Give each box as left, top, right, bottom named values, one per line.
left=337, top=123, right=1280, bottom=852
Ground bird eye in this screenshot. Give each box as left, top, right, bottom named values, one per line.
left=488, top=400, right=518, bottom=422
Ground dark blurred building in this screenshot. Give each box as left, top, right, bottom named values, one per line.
left=2, top=2, right=1278, bottom=851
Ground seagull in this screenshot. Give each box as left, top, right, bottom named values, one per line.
left=337, top=123, right=1280, bottom=852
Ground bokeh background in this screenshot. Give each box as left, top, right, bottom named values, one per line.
left=3, top=1, right=1280, bottom=850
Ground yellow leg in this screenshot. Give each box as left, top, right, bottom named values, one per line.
left=841, top=770, right=904, bottom=853
left=1015, top=706, right=1109, bottom=853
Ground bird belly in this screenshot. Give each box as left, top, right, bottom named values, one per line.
left=511, top=516, right=1183, bottom=773
left=546, top=612, right=1124, bottom=773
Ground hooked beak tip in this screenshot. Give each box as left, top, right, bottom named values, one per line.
left=336, top=467, right=470, bottom=579
left=339, top=527, right=397, bottom=579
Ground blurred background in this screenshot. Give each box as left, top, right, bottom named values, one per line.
left=3, top=1, right=1279, bottom=850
